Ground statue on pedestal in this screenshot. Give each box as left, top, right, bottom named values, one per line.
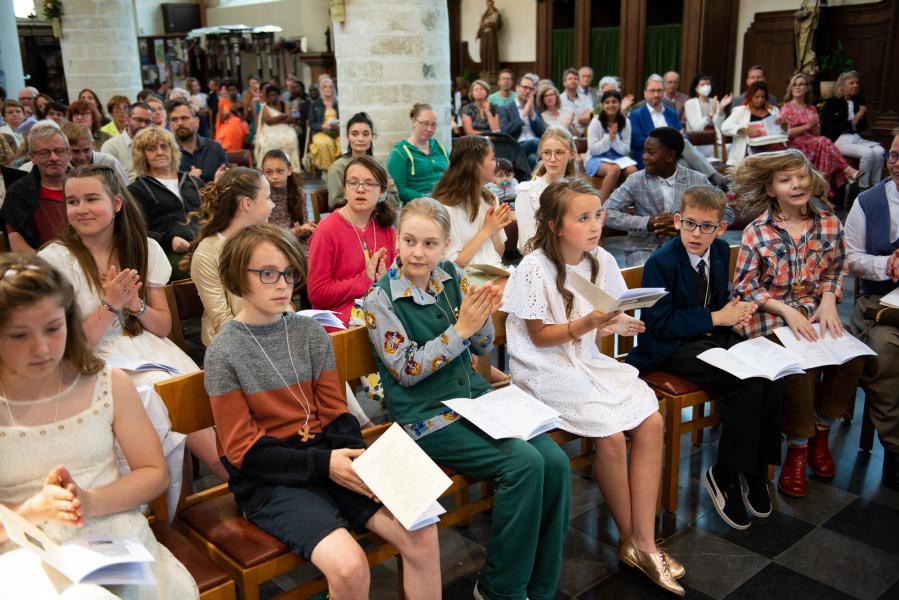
left=477, top=0, right=502, bottom=79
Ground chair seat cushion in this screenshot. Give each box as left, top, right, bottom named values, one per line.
left=150, top=521, right=231, bottom=592
left=179, top=493, right=289, bottom=568
left=641, top=370, right=702, bottom=396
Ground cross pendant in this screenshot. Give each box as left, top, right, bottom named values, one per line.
left=299, top=425, right=316, bottom=442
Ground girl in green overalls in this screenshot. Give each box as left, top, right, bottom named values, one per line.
left=364, top=198, right=571, bottom=600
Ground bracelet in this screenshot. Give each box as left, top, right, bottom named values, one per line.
left=133, top=298, right=149, bottom=317
left=566, top=320, right=579, bottom=341
left=99, top=299, right=118, bottom=316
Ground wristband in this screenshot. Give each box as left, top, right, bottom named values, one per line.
left=99, top=299, right=118, bottom=315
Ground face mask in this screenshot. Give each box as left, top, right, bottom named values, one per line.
left=697, top=84, right=712, bottom=97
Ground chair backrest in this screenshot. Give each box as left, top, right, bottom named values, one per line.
left=728, top=244, right=739, bottom=278
left=329, top=326, right=377, bottom=390
left=311, top=188, right=329, bottom=223
left=164, top=279, right=204, bottom=350
left=155, top=370, right=215, bottom=436
left=226, top=150, right=253, bottom=168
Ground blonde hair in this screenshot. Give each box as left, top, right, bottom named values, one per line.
left=219, top=224, right=307, bottom=297
left=0, top=253, right=103, bottom=375
left=835, top=70, right=861, bottom=99
left=132, top=126, right=182, bottom=177
left=470, top=79, right=492, bottom=99
left=398, top=197, right=451, bottom=240
left=730, top=149, right=831, bottom=216
left=680, top=185, right=728, bottom=221
left=784, top=73, right=813, bottom=105
left=532, top=127, right=578, bottom=179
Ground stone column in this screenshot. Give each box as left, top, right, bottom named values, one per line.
left=59, top=0, right=142, bottom=103
left=332, top=0, right=452, bottom=161
left=0, top=1, right=25, bottom=95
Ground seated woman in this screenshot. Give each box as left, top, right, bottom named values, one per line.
left=102, top=95, right=131, bottom=137
left=584, top=90, right=638, bottom=202
left=538, top=84, right=576, bottom=135
left=127, top=126, right=204, bottom=281
left=516, top=127, right=578, bottom=255
left=781, top=73, right=860, bottom=195
left=820, top=70, right=885, bottom=191
left=683, top=73, right=731, bottom=157
left=261, top=149, right=315, bottom=248
left=721, top=81, right=785, bottom=168
left=387, top=103, right=449, bottom=205
left=327, top=113, right=400, bottom=210
left=78, top=87, right=111, bottom=126
left=461, top=80, right=501, bottom=135
left=180, top=167, right=273, bottom=346
left=364, top=198, right=570, bottom=600
left=38, top=165, right=226, bottom=503
left=308, top=77, right=341, bottom=173
left=253, top=85, right=300, bottom=172
left=307, top=155, right=397, bottom=327
left=68, top=99, right=112, bottom=149
left=206, top=224, right=440, bottom=599
left=0, top=253, right=199, bottom=599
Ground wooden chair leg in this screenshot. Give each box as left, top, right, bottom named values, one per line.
left=662, top=397, right=681, bottom=513
left=396, top=555, right=405, bottom=600
left=691, top=405, right=705, bottom=446
left=860, top=391, right=876, bottom=452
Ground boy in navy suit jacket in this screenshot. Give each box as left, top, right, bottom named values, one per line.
left=627, top=185, right=782, bottom=530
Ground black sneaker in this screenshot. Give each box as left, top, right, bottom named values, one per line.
left=741, top=473, right=773, bottom=517
left=704, top=466, right=750, bottom=530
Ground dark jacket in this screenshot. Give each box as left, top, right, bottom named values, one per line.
left=179, top=135, right=227, bottom=183
left=128, top=172, right=203, bottom=252
left=498, top=101, right=547, bottom=140
left=628, top=103, right=683, bottom=169
left=1, top=168, right=45, bottom=249
left=309, top=98, right=339, bottom=135
left=820, top=94, right=868, bottom=142
left=626, top=236, right=731, bottom=372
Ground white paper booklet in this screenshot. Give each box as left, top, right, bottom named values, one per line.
left=442, top=384, right=561, bottom=440
left=468, top=264, right=513, bottom=277
left=879, top=288, right=899, bottom=308
left=697, top=336, right=805, bottom=380
left=773, top=325, right=876, bottom=369
left=103, top=356, right=180, bottom=375
left=0, top=504, right=156, bottom=586
left=568, top=272, right=667, bottom=313
left=296, top=309, right=347, bottom=330
left=747, top=114, right=789, bottom=146
left=351, top=423, right=452, bottom=531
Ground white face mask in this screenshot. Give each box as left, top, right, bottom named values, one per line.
left=697, top=84, right=712, bottom=98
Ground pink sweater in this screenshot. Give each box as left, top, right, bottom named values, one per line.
left=307, top=210, right=396, bottom=326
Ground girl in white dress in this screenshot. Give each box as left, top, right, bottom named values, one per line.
left=0, top=253, right=198, bottom=599
left=38, top=165, right=226, bottom=491
left=501, top=177, right=685, bottom=596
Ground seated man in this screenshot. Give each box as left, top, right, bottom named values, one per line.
left=662, top=71, right=689, bottom=123
left=630, top=74, right=724, bottom=184
left=147, top=96, right=168, bottom=129
left=100, top=101, right=151, bottom=181
left=577, top=66, right=599, bottom=107
left=169, top=99, right=227, bottom=183
left=1, top=122, right=70, bottom=252
left=628, top=185, right=782, bottom=529
left=730, top=65, right=778, bottom=115
left=488, top=68, right=517, bottom=107
left=498, top=76, right=545, bottom=169
left=846, top=133, right=899, bottom=490
left=559, top=68, right=593, bottom=136
left=605, top=127, right=731, bottom=266
left=62, top=122, right=129, bottom=187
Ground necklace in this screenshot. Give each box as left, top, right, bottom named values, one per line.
left=240, top=316, right=316, bottom=442
left=0, top=365, right=64, bottom=428
left=342, top=208, right=376, bottom=261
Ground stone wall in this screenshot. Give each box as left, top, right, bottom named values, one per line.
left=332, top=0, right=452, bottom=161
left=59, top=0, right=142, bottom=103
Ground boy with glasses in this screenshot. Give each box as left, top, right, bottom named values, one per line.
left=628, top=185, right=783, bottom=530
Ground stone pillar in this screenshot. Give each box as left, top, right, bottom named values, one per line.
left=0, top=1, right=25, bottom=95
left=332, top=0, right=452, bottom=162
left=59, top=0, right=142, bottom=103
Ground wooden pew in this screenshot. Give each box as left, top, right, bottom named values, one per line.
left=311, top=188, right=329, bottom=223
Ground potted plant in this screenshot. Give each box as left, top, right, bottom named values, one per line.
left=817, top=42, right=854, bottom=98
left=41, top=0, right=63, bottom=38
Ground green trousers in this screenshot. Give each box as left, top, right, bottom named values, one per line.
left=418, top=420, right=571, bottom=600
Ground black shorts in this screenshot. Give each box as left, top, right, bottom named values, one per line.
left=244, top=482, right=381, bottom=560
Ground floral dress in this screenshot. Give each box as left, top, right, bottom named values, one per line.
left=780, top=102, right=848, bottom=192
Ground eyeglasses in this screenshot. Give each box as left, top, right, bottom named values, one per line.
left=540, top=149, right=570, bottom=159
left=888, top=151, right=899, bottom=164
left=415, top=119, right=438, bottom=129
left=518, top=85, right=535, bottom=91
left=31, top=148, right=69, bottom=159
left=678, top=218, right=721, bottom=234
left=345, top=178, right=380, bottom=191
left=246, top=268, right=299, bottom=285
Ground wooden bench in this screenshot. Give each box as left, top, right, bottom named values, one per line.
left=310, top=188, right=329, bottom=223
left=163, top=279, right=204, bottom=353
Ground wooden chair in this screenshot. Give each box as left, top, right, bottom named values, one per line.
left=226, top=150, right=253, bottom=169
left=311, top=188, right=330, bottom=223
left=163, top=279, right=205, bottom=352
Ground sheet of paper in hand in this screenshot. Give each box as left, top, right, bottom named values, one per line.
left=568, top=272, right=667, bottom=313
left=442, top=384, right=561, bottom=440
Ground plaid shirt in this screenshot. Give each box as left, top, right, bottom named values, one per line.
left=732, top=208, right=847, bottom=339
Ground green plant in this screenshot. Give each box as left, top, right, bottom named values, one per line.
left=41, top=0, right=63, bottom=20
left=818, top=42, right=854, bottom=79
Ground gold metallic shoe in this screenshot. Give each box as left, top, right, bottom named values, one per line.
left=618, top=538, right=685, bottom=596
left=619, top=540, right=685, bottom=580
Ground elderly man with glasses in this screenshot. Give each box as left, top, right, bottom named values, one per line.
left=100, top=102, right=152, bottom=181
left=499, top=76, right=546, bottom=169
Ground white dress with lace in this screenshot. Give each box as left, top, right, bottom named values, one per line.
left=0, top=366, right=199, bottom=599
left=501, top=247, right=659, bottom=437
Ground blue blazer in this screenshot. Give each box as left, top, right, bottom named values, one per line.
left=498, top=102, right=546, bottom=140
left=629, top=104, right=682, bottom=169
left=626, top=236, right=731, bottom=372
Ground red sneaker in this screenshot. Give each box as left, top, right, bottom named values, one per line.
left=778, top=444, right=808, bottom=498
left=808, top=427, right=836, bottom=478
